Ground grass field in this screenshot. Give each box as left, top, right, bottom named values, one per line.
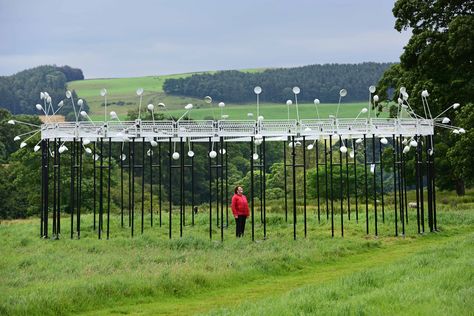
left=67, top=73, right=386, bottom=121
left=1, top=190, right=473, bottom=315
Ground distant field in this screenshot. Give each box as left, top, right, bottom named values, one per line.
left=68, top=72, right=386, bottom=121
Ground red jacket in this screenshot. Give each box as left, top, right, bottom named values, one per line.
left=231, top=194, right=250, bottom=218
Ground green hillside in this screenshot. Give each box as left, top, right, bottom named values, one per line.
left=68, top=71, right=384, bottom=121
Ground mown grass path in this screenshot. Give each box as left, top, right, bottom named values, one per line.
left=85, top=230, right=470, bottom=315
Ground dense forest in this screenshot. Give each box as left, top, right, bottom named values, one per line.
left=0, top=65, right=88, bottom=120
left=163, top=63, right=394, bottom=103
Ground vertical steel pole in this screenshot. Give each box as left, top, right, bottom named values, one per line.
left=427, top=136, right=434, bottom=232
left=128, top=142, right=132, bottom=228
left=373, top=135, right=377, bottom=236
left=346, top=145, right=350, bottom=221
left=93, top=141, right=97, bottom=230
left=263, top=136, right=266, bottom=239
left=339, top=137, right=344, bottom=237
left=168, top=137, right=172, bottom=239
left=251, top=137, right=255, bottom=241
left=353, top=139, right=359, bottom=223
left=99, top=138, right=104, bottom=239
left=52, top=139, right=57, bottom=237
left=78, top=139, right=83, bottom=239
left=303, top=136, right=307, bottom=238
left=209, top=137, right=212, bottom=240
left=41, top=139, right=49, bottom=238
left=121, top=142, right=124, bottom=228
left=225, top=141, right=229, bottom=227
left=315, top=140, right=321, bottom=223
left=329, top=135, right=334, bottom=237
left=415, top=135, right=421, bottom=234
left=131, top=138, right=135, bottom=237
left=393, top=135, right=398, bottom=236
left=159, top=141, right=162, bottom=227
left=292, top=136, right=297, bottom=240
left=150, top=139, right=153, bottom=227
left=107, top=138, right=111, bottom=239
left=324, top=139, right=329, bottom=220
left=283, top=141, right=288, bottom=222
left=398, top=135, right=405, bottom=236
left=379, top=136, right=385, bottom=223
left=364, top=134, right=369, bottom=235
left=141, top=138, right=145, bottom=234
left=220, top=137, right=224, bottom=241
left=191, top=142, right=195, bottom=226
left=432, top=135, right=437, bottom=231
left=180, top=137, right=184, bottom=237
left=70, top=139, right=75, bottom=239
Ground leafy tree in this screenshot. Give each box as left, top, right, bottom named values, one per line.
left=378, top=0, right=473, bottom=195
left=164, top=63, right=393, bottom=103
left=0, top=65, right=87, bottom=120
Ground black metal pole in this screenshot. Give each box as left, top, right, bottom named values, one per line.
left=121, top=143, right=124, bottom=228
left=131, top=138, right=135, bottom=237
left=41, top=139, right=49, bottom=238
left=99, top=138, right=104, bottom=239
left=419, top=136, right=425, bottom=233
left=315, top=140, right=320, bottom=223
left=263, top=136, right=266, bottom=239
left=191, top=142, right=195, bottom=226
left=379, top=136, right=385, bottom=223
left=346, top=144, right=350, bottom=221
left=393, top=135, right=398, bottom=236
left=364, top=134, right=369, bottom=235
left=57, top=139, right=61, bottom=237
left=215, top=140, right=219, bottom=228
left=93, top=141, right=97, bottom=230
left=220, top=137, right=224, bottom=241
left=40, top=139, right=44, bottom=238
left=209, top=137, right=212, bottom=240
left=225, top=141, right=228, bottom=227
left=180, top=137, right=184, bottom=237
left=150, top=139, right=153, bottom=227
left=159, top=141, right=162, bottom=227
left=432, top=135, right=437, bottom=231
left=78, top=139, right=82, bottom=239
left=329, top=135, right=334, bottom=237
left=52, top=139, right=57, bottom=237
left=251, top=137, right=255, bottom=241
left=303, top=137, right=307, bottom=238
left=415, top=135, right=421, bottom=234
left=324, top=139, right=329, bottom=221
left=339, top=137, right=344, bottom=237
left=70, top=139, right=75, bottom=239
left=128, top=142, right=132, bottom=228
left=427, top=136, right=434, bottom=232
left=292, top=136, right=297, bottom=240
left=399, top=135, right=405, bottom=236
left=283, top=141, right=288, bottom=222
left=373, top=135, right=377, bottom=236
left=107, top=138, right=111, bottom=239
left=141, top=138, right=145, bottom=234
left=168, top=137, right=172, bottom=239
left=353, top=139, right=359, bottom=223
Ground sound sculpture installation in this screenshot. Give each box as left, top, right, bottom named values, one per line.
left=8, top=85, right=465, bottom=241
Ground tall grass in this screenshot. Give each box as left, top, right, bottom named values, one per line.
left=0, top=195, right=472, bottom=315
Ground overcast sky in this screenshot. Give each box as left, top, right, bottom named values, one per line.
left=0, top=0, right=410, bottom=79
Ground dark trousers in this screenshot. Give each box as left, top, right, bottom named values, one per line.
left=235, top=215, right=247, bottom=237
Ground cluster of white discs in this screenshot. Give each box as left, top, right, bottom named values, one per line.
left=8, top=84, right=466, bottom=163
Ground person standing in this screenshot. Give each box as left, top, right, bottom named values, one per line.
left=231, top=185, right=249, bottom=237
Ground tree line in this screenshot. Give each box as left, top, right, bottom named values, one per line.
left=0, top=65, right=88, bottom=120
left=163, top=63, right=394, bottom=103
